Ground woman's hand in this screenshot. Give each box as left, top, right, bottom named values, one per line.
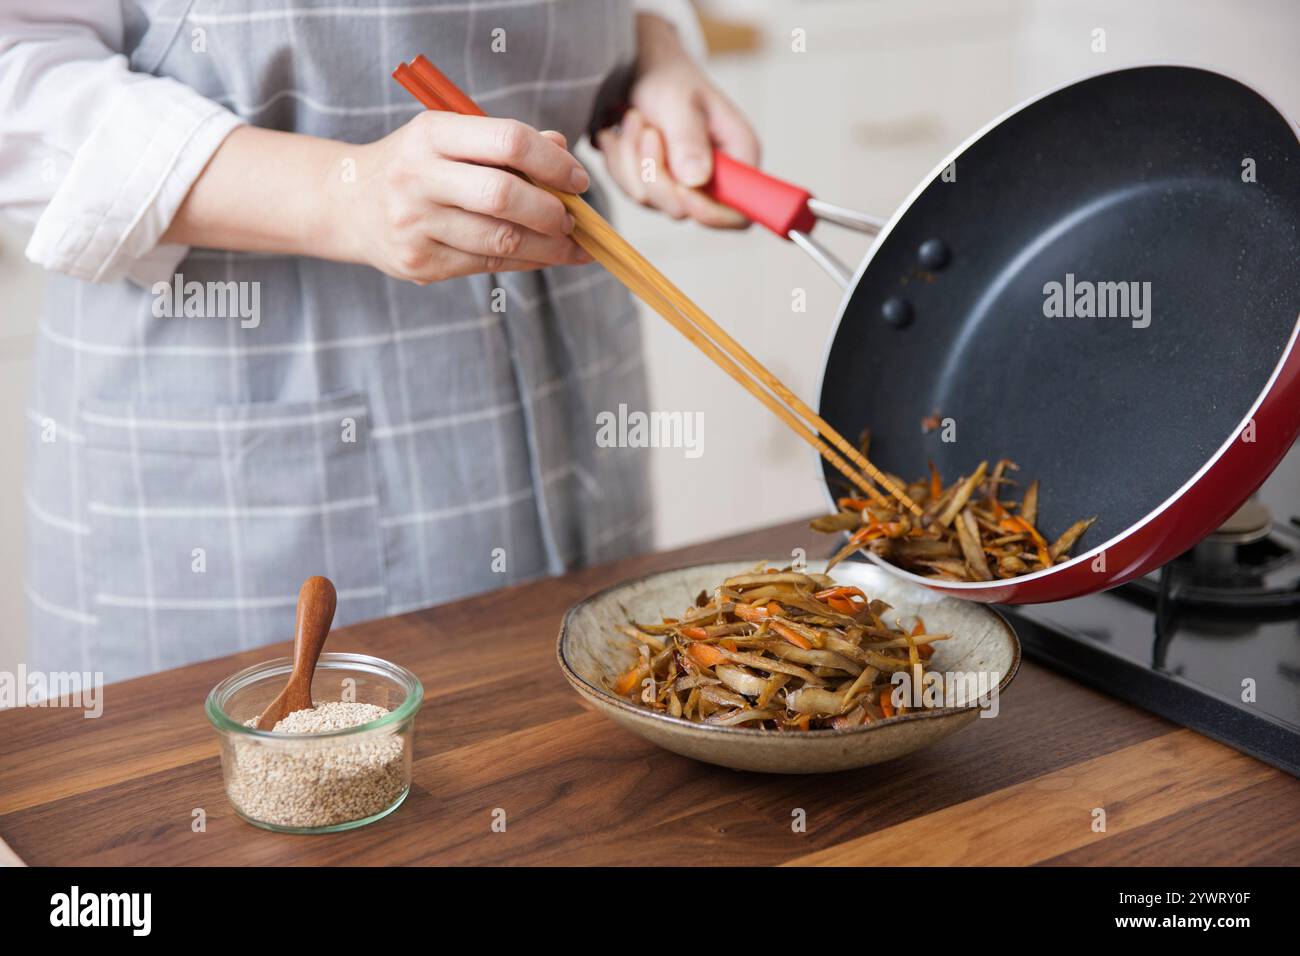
left=597, top=13, right=760, bottom=228
left=331, top=113, right=593, bottom=283
left=167, top=116, right=593, bottom=284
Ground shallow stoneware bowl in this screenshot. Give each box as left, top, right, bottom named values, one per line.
left=558, top=559, right=1020, bottom=774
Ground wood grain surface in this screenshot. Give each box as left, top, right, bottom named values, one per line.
left=1, top=519, right=1296, bottom=866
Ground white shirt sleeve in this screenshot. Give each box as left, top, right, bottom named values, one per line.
left=0, top=1, right=243, bottom=285
left=633, top=0, right=708, bottom=63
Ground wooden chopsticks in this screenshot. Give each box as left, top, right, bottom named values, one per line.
left=392, top=57, right=922, bottom=517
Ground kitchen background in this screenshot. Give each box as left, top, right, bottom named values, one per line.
left=2, top=0, right=1298, bottom=677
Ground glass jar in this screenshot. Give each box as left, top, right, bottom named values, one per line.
left=205, top=652, right=423, bottom=833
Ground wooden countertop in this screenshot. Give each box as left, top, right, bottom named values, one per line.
left=1, top=519, right=1296, bottom=866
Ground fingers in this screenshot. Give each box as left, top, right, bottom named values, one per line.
left=596, top=110, right=647, bottom=204
left=419, top=111, right=589, bottom=192
left=597, top=110, right=685, bottom=218
left=399, top=240, right=553, bottom=284
left=428, top=158, right=574, bottom=236
left=677, top=185, right=750, bottom=229
left=702, top=88, right=761, bottom=166
left=650, top=88, right=714, bottom=188
left=434, top=207, right=592, bottom=266
left=372, top=116, right=596, bottom=283
left=683, top=90, right=760, bottom=225
left=597, top=110, right=746, bottom=227
left=636, top=124, right=686, bottom=219
left=433, top=246, right=552, bottom=281
left=619, top=110, right=650, bottom=203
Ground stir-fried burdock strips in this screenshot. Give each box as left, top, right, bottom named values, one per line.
left=812, top=457, right=1097, bottom=580
left=610, top=566, right=947, bottom=730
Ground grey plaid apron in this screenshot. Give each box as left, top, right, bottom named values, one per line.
left=25, top=0, right=652, bottom=682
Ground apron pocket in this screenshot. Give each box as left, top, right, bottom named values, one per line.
left=80, top=391, right=387, bottom=672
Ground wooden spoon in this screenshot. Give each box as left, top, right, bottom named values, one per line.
left=255, top=576, right=337, bottom=730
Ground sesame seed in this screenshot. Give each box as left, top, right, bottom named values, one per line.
left=227, top=702, right=407, bottom=829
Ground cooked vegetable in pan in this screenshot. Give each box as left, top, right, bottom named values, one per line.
left=609, top=566, right=944, bottom=730
left=813, top=453, right=1097, bottom=581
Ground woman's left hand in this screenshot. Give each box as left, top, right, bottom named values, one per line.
left=597, top=13, right=760, bottom=228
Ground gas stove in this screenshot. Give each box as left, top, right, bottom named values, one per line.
left=1006, top=455, right=1300, bottom=777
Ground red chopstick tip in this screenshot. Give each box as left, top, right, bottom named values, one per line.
left=410, top=54, right=486, bottom=117
left=393, top=61, right=447, bottom=111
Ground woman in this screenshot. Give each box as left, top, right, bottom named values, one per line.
left=0, top=0, right=758, bottom=681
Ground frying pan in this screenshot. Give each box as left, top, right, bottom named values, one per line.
left=701, top=65, right=1300, bottom=603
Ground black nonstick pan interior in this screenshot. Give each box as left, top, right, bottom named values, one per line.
left=819, top=66, right=1300, bottom=544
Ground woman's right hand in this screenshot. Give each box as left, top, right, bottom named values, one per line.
left=328, top=112, right=594, bottom=283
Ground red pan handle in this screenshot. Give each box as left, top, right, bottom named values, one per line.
left=702, top=150, right=817, bottom=238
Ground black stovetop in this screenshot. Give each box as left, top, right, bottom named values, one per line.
left=1008, top=510, right=1300, bottom=777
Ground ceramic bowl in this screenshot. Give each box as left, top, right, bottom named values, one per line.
left=558, top=559, right=1019, bottom=773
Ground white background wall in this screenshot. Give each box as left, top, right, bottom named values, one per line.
left=2, top=0, right=1298, bottom=676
